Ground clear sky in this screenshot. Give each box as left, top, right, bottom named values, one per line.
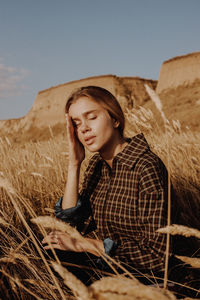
left=0, top=0, right=200, bottom=120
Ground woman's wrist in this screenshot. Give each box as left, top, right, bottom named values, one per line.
left=84, top=238, right=104, bottom=256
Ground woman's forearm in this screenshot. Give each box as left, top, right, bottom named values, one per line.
left=62, top=164, right=81, bottom=209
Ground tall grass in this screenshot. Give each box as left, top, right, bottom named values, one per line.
left=0, top=93, right=200, bottom=299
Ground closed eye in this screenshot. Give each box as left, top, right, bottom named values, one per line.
left=72, top=112, right=98, bottom=128
left=87, top=113, right=97, bottom=120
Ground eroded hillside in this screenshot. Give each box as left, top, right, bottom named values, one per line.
left=0, top=75, right=156, bottom=142
left=1, top=52, right=200, bottom=142
left=143, top=79, right=200, bottom=132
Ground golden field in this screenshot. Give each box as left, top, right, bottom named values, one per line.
left=0, top=87, right=200, bottom=299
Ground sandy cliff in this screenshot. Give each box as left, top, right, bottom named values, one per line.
left=156, top=52, right=200, bottom=93
left=1, top=51, right=200, bottom=142
left=0, top=75, right=156, bottom=141
left=24, top=74, right=156, bottom=128
left=145, top=52, right=200, bottom=131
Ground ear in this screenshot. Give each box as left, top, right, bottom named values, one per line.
left=113, top=118, right=120, bottom=129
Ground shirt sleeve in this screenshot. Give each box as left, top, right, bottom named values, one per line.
left=55, top=196, right=81, bottom=222
left=54, top=196, right=92, bottom=231
left=115, top=160, right=168, bottom=273
left=96, top=238, right=118, bottom=270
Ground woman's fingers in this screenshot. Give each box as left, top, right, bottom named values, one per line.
left=66, top=113, right=75, bottom=143
left=42, top=231, right=61, bottom=244
left=43, top=236, right=64, bottom=250
left=42, top=231, right=83, bottom=252
left=42, top=235, right=57, bottom=244
left=43, top=244, right=63, bottom=250
left=65, top=113, right=85, bottom=165
left=42, top=232, right=65, bottom=250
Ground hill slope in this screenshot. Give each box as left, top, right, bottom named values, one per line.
left=1, top=51, right=200, bottom=142
left=0, top=75, right=156, bottom=142
left=143, top=79, right=200, bottom=132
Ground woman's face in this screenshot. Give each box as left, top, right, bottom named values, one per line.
left=68, top=97, right=119, bottom=153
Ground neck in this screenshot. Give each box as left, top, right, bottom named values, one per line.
left=99, top=134, right=127, bottom=168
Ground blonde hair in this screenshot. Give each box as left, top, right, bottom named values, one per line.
left=65, top=86, right=125, bottom=136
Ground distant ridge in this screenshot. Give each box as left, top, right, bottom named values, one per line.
left=156, top=52, right=200, bottom=93
left=0, top=74, right=156, bottom=142
left=38, top=74, right=153, bottom=94
left=1, top=51, right=200, bottom=142
left=163, top=52, right=200, bottom=64
left=38, top=74, right=116, bottom=94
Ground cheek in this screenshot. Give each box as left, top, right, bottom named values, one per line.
left=96, top=115, right=113, bottom=130
left=100, top=118, right=115, bottom=134
left=74, top=128, right=83, bottom=143
left=77, top=131, right=84, bottom=143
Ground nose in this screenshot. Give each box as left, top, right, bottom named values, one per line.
left=79, top=120, right=91, bottom=133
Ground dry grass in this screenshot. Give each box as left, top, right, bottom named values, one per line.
left=89, top=275, right=177, bottom=300
left=0, top=88, right=200, bottom=299
left=176, top=256, right=200, bottom=269
left=157, top=225, right=200, bottom=239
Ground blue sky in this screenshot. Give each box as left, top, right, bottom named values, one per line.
left=0, top=0, right=200, bottom=120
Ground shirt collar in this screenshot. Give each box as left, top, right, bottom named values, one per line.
left=88, top=133, right=149, bottom=170
left=114, top=133, right=150, bottom=169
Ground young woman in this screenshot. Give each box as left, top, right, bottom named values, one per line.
left=42, top=86, right=170, bottom=284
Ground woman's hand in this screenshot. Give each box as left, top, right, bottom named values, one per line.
left=42, top=230, right=104, bottom=256
left=42, top=231, right=84, bottom=252
left=66, top=113, right=85, bottom=167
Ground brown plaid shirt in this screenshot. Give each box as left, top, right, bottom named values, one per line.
left=56, top=133, right=169, bottom=273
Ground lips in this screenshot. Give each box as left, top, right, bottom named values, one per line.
left=84, top=136, right=96, bottom=145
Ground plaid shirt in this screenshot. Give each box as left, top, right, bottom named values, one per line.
left=56, top=133, right=169, bottom=273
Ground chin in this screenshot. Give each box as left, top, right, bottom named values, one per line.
left=85, top=143, right=101, bottom=153
left=86, top=146, right=100, bottom=153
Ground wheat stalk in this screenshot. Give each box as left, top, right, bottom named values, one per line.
left=0, top=270, right=43, bottom=300
left=89, top=275, right=176, bottom=300
left=0, top=176, right=16, bottom=195
left=176, top=256, right=200, bottom=269
left=52, top=261, right=92, bottom=300
left=157, top=224, right=200, bottom=239
left=31, top=215, right=85, bottom=239
left=0, top=252, right=31, bottom=265
left=3, top=194, right=66, bottom=299
left=145, top=84, right=171, bottom=289
left=0, top=216, right=9, bottom=226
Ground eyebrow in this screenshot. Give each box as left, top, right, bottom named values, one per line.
left=71, top=109, right=99, bottom=120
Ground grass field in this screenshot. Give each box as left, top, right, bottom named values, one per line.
left=0, top=91, right=200, bottom=299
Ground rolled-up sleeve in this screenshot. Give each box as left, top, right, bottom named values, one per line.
left=54, top=196, right=92, bottom=231
left=55, top=197, right=82, bottom=222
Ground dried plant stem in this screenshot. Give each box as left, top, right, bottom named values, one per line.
left=6, top=191, right=66, bottom=300
left=164, top=140, right=171, bottom=289
left=1, top=270, right=43, bottom=300
left=92, top=232, right=151, bottom=283
left=52, top=262, right=92, bottom=300
left=176, top=255, right=200, bottom=269
left=157, top=225, right=200, bottom=239
left=140, top=275, right=200, bottom=294
left=101, top=252, right=155, bottom=284
left=89, top=275, right=176, bottom=300
left=145, top=84, right=172, bottom=289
